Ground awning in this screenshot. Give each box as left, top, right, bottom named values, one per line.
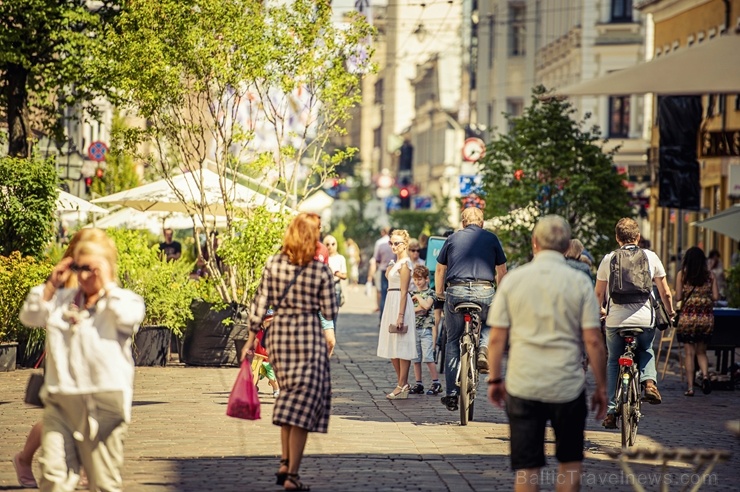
left=557, top=34, right=740, bottom=96
left=691, top=205, right=740, bottom=241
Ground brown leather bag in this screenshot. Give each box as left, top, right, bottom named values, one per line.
left=388, top=324, right=408, bottom=334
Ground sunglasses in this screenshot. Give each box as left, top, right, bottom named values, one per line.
left=409, top=249, right=420, bottom=252
left=389, top=241, right=405, bottom=247
left=325, top=242, right=336, bottom=246
left=70, top=263, right=94, bottom=273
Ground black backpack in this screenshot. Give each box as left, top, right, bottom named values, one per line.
left=608, top=246, right=652, bottom=305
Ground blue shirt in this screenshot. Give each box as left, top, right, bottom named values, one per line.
left=436, top=225, right=506, bottom=283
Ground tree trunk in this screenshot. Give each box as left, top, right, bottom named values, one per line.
left=5, top=64, right=32, bottom=158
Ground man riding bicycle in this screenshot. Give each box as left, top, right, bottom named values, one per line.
left=435, top=207, right=507, bottom=411
left=595, top=218, right=675, bottom=429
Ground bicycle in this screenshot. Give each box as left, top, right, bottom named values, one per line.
left=454, top=301, right=483, bottom=426
left=613, top=327, right=643, bottom=448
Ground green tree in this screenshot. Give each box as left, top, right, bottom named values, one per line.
left=99, top=0, right=374, bottom=304
left=0, top=154, right=57, bottom=257
left=91, top=114, right=141, bottom=197
left=479, top=86, right=632, bottom=265
left=0, top=0, right=120, bottom=157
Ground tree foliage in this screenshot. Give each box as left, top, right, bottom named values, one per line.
left=98, top=0, right=374, bottom=304
left=0, top=0, right=120, bottom=157
left=479, top=86, right=632, bottom=265
left=91, top=114, right=141, bottom=197
left=0, top=154, right=57, bottom=257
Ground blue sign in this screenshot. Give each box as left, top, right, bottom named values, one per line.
left=385, top=196, right=400, bottom=212
left=459, top=175, right=482, bottom=195
left=414, top=196, right=432, bottom=210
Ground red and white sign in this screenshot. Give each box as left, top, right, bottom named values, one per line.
left=87, top=141, right=109, bottom=162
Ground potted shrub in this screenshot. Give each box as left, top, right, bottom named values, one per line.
left=100, top=0, right=373, bottom=361
left=110, top=229, right=199, bottom=366
left=0, top=252, right=53, bottom=370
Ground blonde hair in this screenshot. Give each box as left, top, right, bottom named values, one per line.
left=282, top=213, right=321, bottom=266
left=72, top=229, right=119, bottom=280
left=63, top=228, right=110, bottom=288
left=565, top=239, right=584, bottom=260
left=461, top=207, right=484, bottom=227
left=390, top=229, right=410, bottom=245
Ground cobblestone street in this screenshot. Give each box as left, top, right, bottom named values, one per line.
left=1, top=284, right=738, bottom=491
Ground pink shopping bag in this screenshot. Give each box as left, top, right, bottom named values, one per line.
left=226, top=358, right=261, bottom=420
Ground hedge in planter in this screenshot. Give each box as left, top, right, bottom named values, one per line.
left=109, top=229, right=199, bottom=366
left=0, top=252, right=53, bottom=368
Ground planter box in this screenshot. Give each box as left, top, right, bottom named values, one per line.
left=180, top=301, right=249, bottom=367
left=133, top=326, right=172, bottom=367
left=0, top=342, right=18, bottom=372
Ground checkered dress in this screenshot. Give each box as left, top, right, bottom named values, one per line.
left=249, top=253, right=338, bottom=432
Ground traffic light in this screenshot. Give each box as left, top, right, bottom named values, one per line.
left=399, top=186, right=411, bottom=209
left=84, top=176, right=93, bottom=194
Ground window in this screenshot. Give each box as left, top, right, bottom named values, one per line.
left=509, top=5, right=526, bottom=56
left=487, top=103, right=494, bottom=129
left=611, top=0, right=633, bottom=22
left=609, top=96, right=630, bottom=138
left=374, top=79, right=383, bottom=105
left=373, top=127, right=382, bottom=149
left=488, top=16, right=495, bottom=67
left=507, top=99, right=523, bottom=133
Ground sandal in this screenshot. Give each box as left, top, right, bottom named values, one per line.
left=684, top=388, right=694, bottom=397
left=284, top=473, right=310, bottom=491
left=701, top=377, right=712, bottom=395
left=275, top=459, right=289, bottom=485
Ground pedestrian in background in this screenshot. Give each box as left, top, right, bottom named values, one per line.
left=20, top=229, right=145, bottom=492
left=707, top=249, right=726, bottom=301
left=676, top=246, right=719, bottom=396
left=408, top=265, right=442, bottom=396
left=487, top=215, right=607, bottom=492
left=564, top=238, right=593, bottom=283
left=158, top=227, right=182, bottom=261
left=345, top=238, right=361, bottom=285
left=324, top=234, right=347, bottom=329
left=418, top=233, right=429, bottom=261
left=407, top=239, right=425, bottom=292
left=245, top=212, right=338, bottom=492
left=377, top=229, right=417, bottom=399
left=372, top=226, right=395, bottom=317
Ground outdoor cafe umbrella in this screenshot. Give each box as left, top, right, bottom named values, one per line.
left=691, top=205, right=740, bottom=241
left=90, top=208, right=229, bottom=235
left=56, top=190, right=109, bottom=214
left=91, top=168, right=288, bottom=216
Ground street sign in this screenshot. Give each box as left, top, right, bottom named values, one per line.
left=462, top=137, right=486, bottom=162
left=459, top=175, right=482, bottom=195
left=414, top=196, right=433, bottom=210
left=87, top=141, right=109, bottom=162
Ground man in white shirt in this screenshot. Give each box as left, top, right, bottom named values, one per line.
left=487, top=215, right=606, bottom=492
left=595, top=217, right=675, bottom=430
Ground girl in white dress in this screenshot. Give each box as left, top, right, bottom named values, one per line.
left=377, top=230, right=417, bottom=398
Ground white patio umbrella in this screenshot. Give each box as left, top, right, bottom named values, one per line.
left=56, top=190, right=109, bottom=214
left=297, top=190, right=334, bottom=213
left=691, top=205, right=740, bottom=241
left=91, top=168, right=288, bottom=215
left=91, top=208, right=229, bottom=234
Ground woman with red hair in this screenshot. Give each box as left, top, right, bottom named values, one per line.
left=245, top=213, right=338, bottom=491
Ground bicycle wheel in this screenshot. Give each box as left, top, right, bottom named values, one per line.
left=436, top=325, right=446, bottom=375
left=620, top=372, right=632, bottom=448
left=626, top=375, right=640, bottom=446
left=459, top=342, right=472, bottom=426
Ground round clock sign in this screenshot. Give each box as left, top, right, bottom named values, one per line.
left=462, top=137, right=486, bottom=162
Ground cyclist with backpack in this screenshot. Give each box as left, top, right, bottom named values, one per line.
left=595, top=218, right=675, bottom=430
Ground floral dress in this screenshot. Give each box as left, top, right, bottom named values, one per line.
left=677, top=276, right=714, bottom=344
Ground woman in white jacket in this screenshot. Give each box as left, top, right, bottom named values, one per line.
left=20, top=229, right=145, bottom=492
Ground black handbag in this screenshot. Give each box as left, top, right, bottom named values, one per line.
left=653, top=297, right=671, bottom=331
left=24, top=372, right=44, bottom=407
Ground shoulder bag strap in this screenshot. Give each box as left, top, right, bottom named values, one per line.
left=273, top=265, right=306, bottom=311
